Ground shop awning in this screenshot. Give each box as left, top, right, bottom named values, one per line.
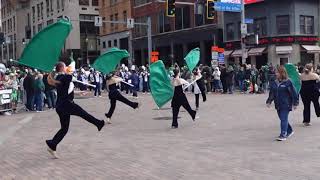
left=224, top=50, right=233, bottom=56
left=248, top=47, right=266, bottom=56
left=231, top=49, right=243, bottom=57
left=302, top=45, right=320, bottom=53
left=276, top=46, right=293, bottom=54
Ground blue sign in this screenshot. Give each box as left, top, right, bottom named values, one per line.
left=245, top=18, right=254, bottom=24
left=218, top=53, right=225, bottom=64
left=214, top=2, right=242, bottom=12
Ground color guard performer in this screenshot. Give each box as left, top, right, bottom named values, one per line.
left=46, top=62, right=106, bottom=159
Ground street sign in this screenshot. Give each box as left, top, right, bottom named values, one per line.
left=245, top=18, right=254, bottom=24
left=127, top=18, right=135, bottom=29
left=212, top=51, right=218, bottom=60
left=241, top=23, right=247, bottom=35
left=94, top=16, right=103, bottom=27
left=214, top=2, right=242, bottom=12
left=218, top=53, right=225, bottom=64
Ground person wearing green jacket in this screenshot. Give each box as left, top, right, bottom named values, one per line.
left=34, top=73, right=45, bottom=112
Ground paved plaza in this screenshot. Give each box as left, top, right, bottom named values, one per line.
left=1, top=93, right=320, bottom=180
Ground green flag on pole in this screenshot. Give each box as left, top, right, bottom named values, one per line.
left=184, top=48, right=200, bottom=72
left=285, top=63, right=301, bottom=93
left=149, top=60, right=174, bottom=108
left=92, top=48, right=129, bottom=74
left=18, top=19, right=72, bottom=72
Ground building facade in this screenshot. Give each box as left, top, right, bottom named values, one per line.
left=99, top=0, right=133, bottom=66
left=0, top=0, right=100, bottom=66
left=223, top=0, right=320, bottom=68
left=132, top=0, right=223, bottom=67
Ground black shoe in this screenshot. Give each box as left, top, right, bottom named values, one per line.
left=97, top=120, right=105, bottom=131
left=134, top=103, right=139, bottom=109
left=192, top=110, right=197, bottom=121
left=46, top=140, right=56, bottom=151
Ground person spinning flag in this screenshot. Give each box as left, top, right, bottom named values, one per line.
left=105, top=73, right=139, bottom=124
left=46, top=62, right=106, bottom=158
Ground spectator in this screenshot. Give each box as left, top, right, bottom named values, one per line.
left=23, top=70, right=35, bottom=111
left=43, top=73, right=57, bottom=109
left=34, top=73, right=45, bottom=112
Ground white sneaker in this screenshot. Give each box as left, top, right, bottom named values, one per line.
left=287, top=131, right=294, bottom=138
left=47, top=148, right=59, bottom=159
left=106, top=118, right=112, bottom=124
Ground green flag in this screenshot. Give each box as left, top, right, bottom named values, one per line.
left=92, top=48, right=129, bottom=74
left=150, top=60, right=174, bottom=108
left=184, top=48, right=200, bottom=72
left=19, top=19, right=72, bottom=72
left=285, top=63, right=301, bottom=93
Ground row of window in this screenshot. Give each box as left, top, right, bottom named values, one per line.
left=226, top=15, right=314, bottom=41
left=103, top=11, right=127, bottom=33
left=31, top=0, right=65, bottom=23
left=102, top=39, right=118, bottom=49
left=79, top=0, right=99, bottom=6
left=2, top=17, right=16, bottom=34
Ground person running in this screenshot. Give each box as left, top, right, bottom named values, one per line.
left=105, top=73, right=139, bottom=124
left=46, top=62, right=105, bottom=159
left=171, top=69, right=197, bottom=129
left=266, top=66, right=299, bottom=141
left=300, top=63, right=320, bottom=126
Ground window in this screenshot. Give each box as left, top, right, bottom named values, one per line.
left=195, top=3, right=205, bottom=26
left=123, top=11, right=127, bottom=28
left=102, top=41, right=106, bottom=48
left=27, top=13, right=31, bottom=27
left=57, top=0, right=60, bottom=11
left=114, top=39, right=118, bottom=47
left=115, top=13, right=118, bottom=30
left=79, top=0, right=89, bottom=5
left=175, top=6, right=190, bottom=30
left=13, top=16, right=15, bottom=31
left=254, top=17, right=267, bottom=36
left=92, top=0, right=99, bottom=6
left=110, top=15, right=114, bottom=31
left=134, top=16, right=147, bottom=37
left=38, top=23, right=43, bottom=32
left=276, top=15, right=290, bottom=35
left=47, top=19, right=54, bottom=25
left=158, top=11, right=171, bottom=33
left=32, top=6, right=35, bottom=23
left=40, top=2, right=44, bottom=19
left=50, top=0, right=53, bottom=14
left=300, top=15, right=314, bottom=35
left=33, top=25, right=36, bottom=36
left=226, top=23, right=235, bottom=41
left=46, top=0, right=50, bottom=17
left=110, top=0, right=117, bottom=6
left=61, top=0, right=65, bottom=10
left=37, top=4, right=40, bottom=21
left=134, top=0, right=151, bottom=6
left=108, top=41, right=112, bottom=47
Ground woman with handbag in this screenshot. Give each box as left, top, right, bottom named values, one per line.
left=300, top=63, right=320, bottom=126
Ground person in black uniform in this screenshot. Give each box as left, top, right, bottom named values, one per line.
left=46, top=62, right=105, bottom=159
left=105, top=73, right=139, bottom=124
left=171, top=69, right=197, bottom=129
left=300, top=63, right=320, bottom=126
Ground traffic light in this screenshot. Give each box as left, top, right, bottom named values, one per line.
left=167, top=0, right=175, bottom=17
left=207, top=0, right=216, bottom=20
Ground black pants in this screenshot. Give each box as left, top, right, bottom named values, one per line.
left=94, top=83, right=101, bottom=96
left=26, top=91, right=34, bottom=110
left=105, top=91, right=138, bottom=118
left=301, top=95, right=320, bottom=123
left=47, top=101, right=103, bottom=151
left=195, top=94, right=200, bottom=108
left=222, top=80, right=227, bottom=93
left=172, top=98, right=196, bottom=128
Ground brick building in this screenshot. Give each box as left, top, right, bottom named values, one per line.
left=132, top=0, right=223, bottom=66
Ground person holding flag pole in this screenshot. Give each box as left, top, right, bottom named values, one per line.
left=46, top=62, right=106, bottom=158
left=171, top=68, right=197, bottom=129
left=105, top=72, right=139, bottom=124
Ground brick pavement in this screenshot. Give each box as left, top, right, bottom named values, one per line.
left=0, top=93, right=320, bottom=180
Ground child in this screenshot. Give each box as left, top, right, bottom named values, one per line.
left=266, top=66, right=299, bottom=141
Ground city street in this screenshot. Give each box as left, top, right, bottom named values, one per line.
left=1, top=93, right=320, bottom=180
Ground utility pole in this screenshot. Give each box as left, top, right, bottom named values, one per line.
left=240, top=0, right=246, bottom=64
left=147, top=17, right=152, bottom=66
